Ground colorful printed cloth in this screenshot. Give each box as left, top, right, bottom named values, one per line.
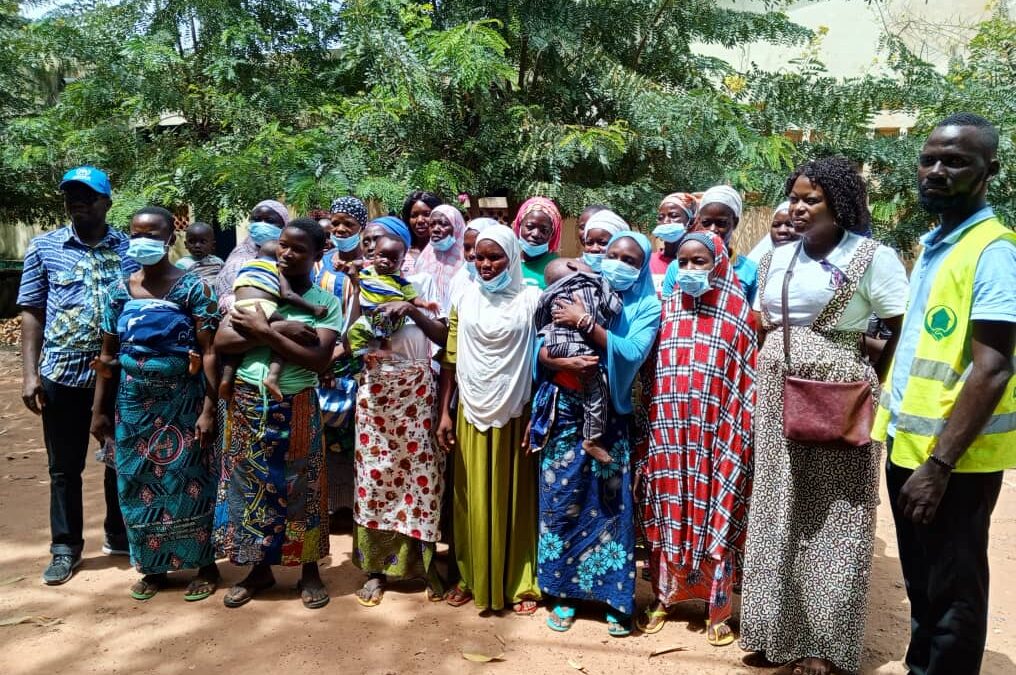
left=648, top=550, right=735, bottom=624
left=642, top=233, right=755, bottom=588
left=535, top=382, right=636, bottom=617
left=347, top=267, right=420, bottom=352
left=214, top=382, right=329, bottom=566
left=232, top=258, right=281, bottom=297
left=354, top=358, right=444, bottom=542
left=175, top=254, right=224, bottom=283
left=17, top=225, right=138, bottom=387
left=102, top=273, right=219, bottom=574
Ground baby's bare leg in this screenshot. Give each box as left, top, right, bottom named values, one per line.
left=263, top=354, right=285, bottom=402
left=219, top=354, right=239, bottom=399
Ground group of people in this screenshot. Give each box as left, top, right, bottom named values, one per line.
left=19, top=112, right=1013, bottom=675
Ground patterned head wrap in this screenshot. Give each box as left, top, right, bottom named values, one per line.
left=678, top=231, right=719, bottom=259
left=659, top=192, right=699, bottom=221
left=330, top=196, right=369, bottom=228
left=511, top=197, right=563, bottom=252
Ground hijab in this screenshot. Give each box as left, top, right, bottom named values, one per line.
left=370, top=216, right=413, bottom=254
left=746, top=201, right=792, bottom=263
left=698, top=185, right=743, bottom=219
left=583, top=209, right=630, bottom=238
left=455, top=225, right=540, bottom=431
left=216, top=199, right=290, bottom=310
left=512, top=196, right=563, bottom=252
left=414, top=204, right=466, bottom=311
left=604, top=231, right=662, bottom=414
left=466, top=217, right=500, bottom=234
left=253, top=199, right=291, bottom=226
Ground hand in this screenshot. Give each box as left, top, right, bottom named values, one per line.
left=522, top=419, right=534, bottom=454
left=90, top=412, right=114, bottom=446
left=898, top=460, right=951, bottom=525
left=379, top=301, right=415, bottom=321
left=195, top=409, right=216, bottom=449
left=338, top=259, right=362, bottom=286
left=551, top=292, right=588, bottom=329
left=319, top=371, right=337, bottom=390
left=274, top=320, right=318, bottom=346
left=22, top=373, right=46, bottom=415
left=555, top=354, right=600, bottom=377
left=229, top=304, right=271, bottom=340
left=437, top=413, right=457, bottom=453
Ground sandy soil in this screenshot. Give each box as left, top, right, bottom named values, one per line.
left=0, top=350, right=1013, bottom=675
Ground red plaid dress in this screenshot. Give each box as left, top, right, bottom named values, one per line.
left=641, top=234, right=756, bottom=617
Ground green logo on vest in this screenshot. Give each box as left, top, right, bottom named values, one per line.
left=924, top=305, right=958, bottom=341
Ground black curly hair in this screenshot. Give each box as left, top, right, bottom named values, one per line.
left=400, top=190, right=442, bottom=224
left=784, top=156, right=868, bottom=234
left=286, top=216, right=328, bottom=252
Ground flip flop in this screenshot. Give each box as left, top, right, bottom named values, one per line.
left=354, top=577, right=385, bottom=608
left=546, top=605, right=576, bottom=633
left=223, top=576, right=275, bottom=608
left=606, top=612, right=631, bottom=637
left=130, top=576, right=163, bottom=601
left=706, top=622, right=736, bottom=647
left=635, top=606, right=669, bottom=634
left=512, top=599, right=539, bottom=616
left=296, top=580, right=330, bottom=610
left=183, top=575, right=219, bottom=602
left=444, top=585, right=473, bottom=608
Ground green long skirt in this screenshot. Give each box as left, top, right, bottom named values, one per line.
left=453, top=408, right=540, bottom=611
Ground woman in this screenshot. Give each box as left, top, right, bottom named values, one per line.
left=746, top=201, right=797, bottom=264
left=512, top=196, right=563, bottom=289
left=576, top=204, right=608, bottom=243
left=217, top=199, right=290, bottom=311
left=638, top=232, right=756, bottom=645
left=413, top=204, right=466, bottom=313
left=401, top=190, right=442, bottom=275
left=314, top=197, right=370, bottom=522
left=436, top=226, right=542, bottom=614
left=650, top=192, right=699, bottom=293
left=90, top=206, right=221, bottom=601
left=536, top=229, right=661, bottom=636
left=739, top=157, right=907, bottom=675
left=213, top=218, right=343, bottom=610
left=448, top=217, right=499, bottom=309
left=351, top=223, right=449, bottom=606
left=579, top=209, right=630, bottom=271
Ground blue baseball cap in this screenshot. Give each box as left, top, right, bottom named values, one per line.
left=59, top=166, right=112, bottom=196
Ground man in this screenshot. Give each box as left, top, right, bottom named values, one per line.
left=873, top=113, right=1016, bottom=674
left=18, top=166, right=139, bottom=585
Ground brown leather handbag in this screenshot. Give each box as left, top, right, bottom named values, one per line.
left=780, top=246, right=873, bottom=447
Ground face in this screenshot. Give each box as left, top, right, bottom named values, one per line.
left=605, top=236, right=645, bottom=269
left=318, top=218, right=334, bottom=251
left=677, top=240, right=715, bottom=271
left=577, top=208, right=600, bottom=241
left=519, top=210, right=554, bottom=246
left=918, top=125, right=998, bottom=214
left=474, top=239, right=510, bottom=280
left=130, top=213, right=174, bottom=245
left=373, top=236, right=407, bottom=276
left=788, top=175, right=837, bottom=242
left=583, top=227, right=612, bottom=254
left=361, top=224, right=386, bottom=259
left=250, top=205, right=287, bottom=227
left=408, top=201, right=433, bottom=241
left=695, top=203, right=737, bottom=244
left=770, top=211, right=797, bottom=246
left=656, top=202, right=690, bottom=226
left=276, top=226, right=322, bottom=278
left=62, top=183, right=111, bottom=228
left=330, top=212, right=361, bottom=238
left=184, top=226, right=214, bottom=258
left=429, top=211, right=454, bottom=242
left=463, top=229, right=479, bottom=262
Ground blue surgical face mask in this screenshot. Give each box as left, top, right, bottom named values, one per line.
left=466, top=260, right=478, bottom=280
left=581, top=251, right=604, bottom=272
left=330, top=232, right=360, bottom=253
left=652, top=223, right=686, bottom=243
left=600, top=258, right=641, bottom=292
left=250, top=221, right=282, bottom=246
left=677, top=268, right=713, bottom=298
left=126, top=237, right=168, bottom=266
left=518, top=238, right=549, bottom=258
left=431, top=235, right=455, bottom=252
left=479, top=268, right=512, bottom=294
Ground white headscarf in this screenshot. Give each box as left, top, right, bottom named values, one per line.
left=583, top=209, right=630, bottom=238
left=466, top=217, right=501, bottom=234
left=699, top=185, right=743, bottom=219
left=747, top=201, right=793, bottom=263
left=455, top=225, right=540, bottom=431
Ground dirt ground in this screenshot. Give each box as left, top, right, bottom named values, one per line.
left=0, top=351, right=1013, bottom=675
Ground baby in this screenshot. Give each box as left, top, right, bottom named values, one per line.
left=345, top=234, right=437, bottom=357
left=175, top=221, right=224, bottom=282
left=219, top=238, right=327, bottom=401
left=532, top=257, right=623, bottom=462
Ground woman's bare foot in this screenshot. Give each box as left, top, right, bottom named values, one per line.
left=223, top=563, right=275, bottom=608
left=583, top=439, right=613, bottom=464
left=298, top=562, right=329, bottom=609
left=791, top=657, right=836, bottom=675
left=355, top=574, right=386, bottom=607
left=636, top=599, right=668, bottom=634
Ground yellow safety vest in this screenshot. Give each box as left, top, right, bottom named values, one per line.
left=874, top=217, right=1016, bottom=473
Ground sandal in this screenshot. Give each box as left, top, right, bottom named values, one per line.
left=355, top=576, right=385, bottom=608
left=606, top=612, right=631, bottom=637
left=426, top=585, right=445, bottom=603
left=297, top=579, right=330, bottom=610
left=636, top=605, right=669, bottom=635
left=512, top=598, right=539, bottom=616
left=223, top=574, right=275, bottom=608
left=130, top=574, right=164, bottom=601
left=183, top=575, right=219, bottom=602
left=444, top=584, right=473, bottom=608
left=706, top=621, right=736, bottom=647
left=546, top=605, right=576, bottom=633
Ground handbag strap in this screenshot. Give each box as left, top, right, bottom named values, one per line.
left=780, top=241, right=803, bottom=370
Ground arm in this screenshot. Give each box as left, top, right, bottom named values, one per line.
left=551, top=293, right=608, bottom=350
left=239, top=303, right=336, bottom=372
left=20, top=308, right=45, bottom=414
left=898, top=319, right=1016, bottom=524
left=436, top=308, right=459, bottom=452
left=537, top=345, right=600, bottom=376
left=89, top=333, right=119, bottom=444
left=380, top=301, right=448, bottom=348
left=194, top=323, right=218, bottom=449
left=277, top=272, right=324, bottom=315
left=872, top=315, right=903, bottom=381
left=214, top=311, right=318, bottom=354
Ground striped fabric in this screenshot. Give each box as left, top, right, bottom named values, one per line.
left=232, top=258, right=281, bottom=297
left=17, top=225, right=137, bottom=388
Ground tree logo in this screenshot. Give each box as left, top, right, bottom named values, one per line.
left=924, top=305, right=958, bottom=341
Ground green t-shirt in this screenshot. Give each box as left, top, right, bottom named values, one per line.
left=236, top=284, right=343, bottom=395
left=521, top=251, right=559, bottom=290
